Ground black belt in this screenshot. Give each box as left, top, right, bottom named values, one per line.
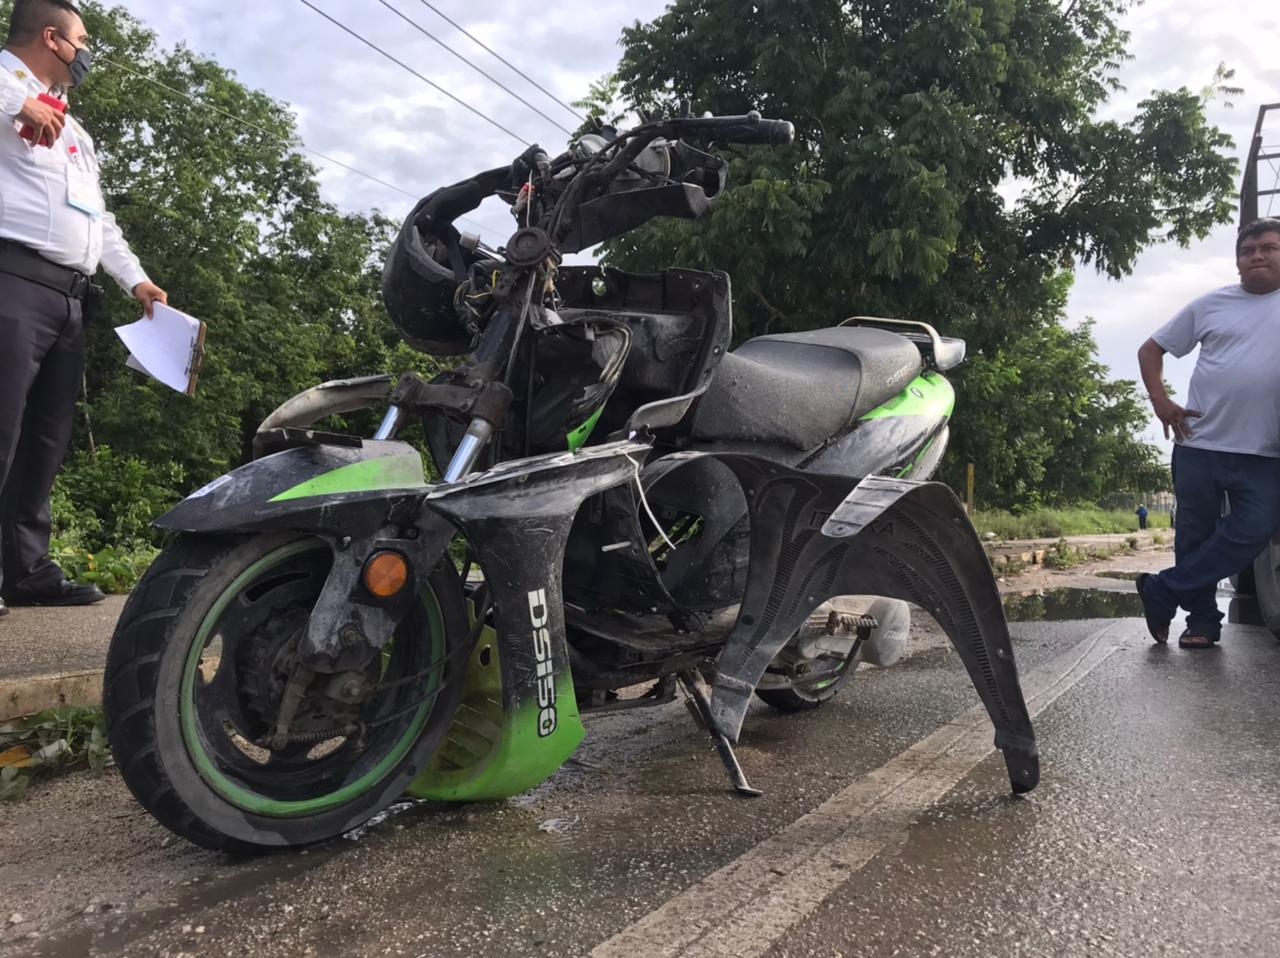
left=0, top=239, right=92, bottom=299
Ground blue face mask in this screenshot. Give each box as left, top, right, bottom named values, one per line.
left=55, top=33, right=93, bottom=88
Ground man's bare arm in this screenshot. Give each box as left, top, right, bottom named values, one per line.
left=1138, top=338, right=1201, bottom=441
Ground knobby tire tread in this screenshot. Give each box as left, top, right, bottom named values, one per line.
left=105, top=536, right=257, bottom=854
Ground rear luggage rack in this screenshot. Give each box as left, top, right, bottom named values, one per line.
left=840, top=316, right=966, bottom=371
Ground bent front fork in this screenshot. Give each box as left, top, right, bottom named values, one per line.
left=373, top=401, right=496, bottom=483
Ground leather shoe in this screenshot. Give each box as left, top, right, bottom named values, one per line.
left=3, top=579, right=106, bottom=607
left=0, top=598, right=8, bottom=617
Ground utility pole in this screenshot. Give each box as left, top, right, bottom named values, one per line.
left=1240, top=104, right=1280, bottom=226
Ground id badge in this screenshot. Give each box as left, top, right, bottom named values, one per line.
left=67, top=166, right=102, bottom=218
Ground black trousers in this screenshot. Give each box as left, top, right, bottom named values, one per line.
left=0, top=272, right=85, bottom=594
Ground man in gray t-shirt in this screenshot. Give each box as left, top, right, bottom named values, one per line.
left=1135, top=217, right=1280, bottom=648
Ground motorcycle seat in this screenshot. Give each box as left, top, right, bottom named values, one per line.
left=691, top=327, right=923, bottom=450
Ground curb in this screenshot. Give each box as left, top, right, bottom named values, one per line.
left=0, top=669, right=103, bottom=723
left=984, top=532, right=1174, bottom=570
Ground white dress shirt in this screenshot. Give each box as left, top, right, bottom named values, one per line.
left=0, top=50, right=149, bottom=293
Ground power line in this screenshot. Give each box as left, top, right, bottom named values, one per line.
left=101, top=56, right=416, bottom=198
left=412, top=0, right=585, bottom=123
left=294, top=0, right=530, bottom=146
left=375, top=0, right=574, bottom=136
left=98, top=55, right=512, bottom=238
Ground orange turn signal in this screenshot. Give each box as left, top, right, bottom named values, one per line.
left=363, top=551, right=410, bottom=599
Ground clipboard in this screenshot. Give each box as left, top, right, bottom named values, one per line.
left=185, top=321, right=207, bottom=397
left=116, top=304, right=208, bottom=396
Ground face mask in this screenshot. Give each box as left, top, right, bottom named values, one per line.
left=54, top=34, right=92, bottom=88
left=66, top=47, right=92, bottom=88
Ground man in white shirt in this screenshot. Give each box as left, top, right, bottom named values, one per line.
left=1136, top=218, right=1280, bottom=648
left=0, top=0, right=168, bottom=614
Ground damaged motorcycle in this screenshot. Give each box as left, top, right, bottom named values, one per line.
left=104, top=110, right=1040, bottom=852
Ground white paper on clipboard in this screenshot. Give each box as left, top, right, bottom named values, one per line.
left=115, top=303, right=205, bottom=394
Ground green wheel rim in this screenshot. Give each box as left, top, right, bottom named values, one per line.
left=179, top=539, right=444, bottom=817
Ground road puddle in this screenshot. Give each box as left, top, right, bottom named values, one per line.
left=1002, top=589, right=1145, bottom=622
left=1003, top=587, right=1253, bottom=624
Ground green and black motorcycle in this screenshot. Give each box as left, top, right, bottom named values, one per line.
left=104, top=110, right=1039, bottom=852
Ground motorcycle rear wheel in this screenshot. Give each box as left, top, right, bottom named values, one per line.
left=1253, top=538, right=1280, bottom=640
left=104, top=532, right=467, bottom=853
left=756, top=648, right=857, bottom=712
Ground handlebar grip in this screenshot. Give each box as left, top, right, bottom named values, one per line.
left=716, top=118, right=795, bottom=146
left=414, top=181, right=485, bottom=237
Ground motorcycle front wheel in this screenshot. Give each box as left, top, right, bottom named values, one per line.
left=104, top=532, right=468, bottom=853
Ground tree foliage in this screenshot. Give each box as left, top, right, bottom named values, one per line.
left=604, top=0, right=1235, bottom=507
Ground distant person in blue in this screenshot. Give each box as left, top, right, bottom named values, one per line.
left=1135, top=218, right=1280, bottom=649
left=1135, top=504, right=1149, bottom=530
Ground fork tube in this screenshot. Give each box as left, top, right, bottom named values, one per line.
left=444, top=418, right=495, bottom=482
left=374, top=405, right=406, bottom=441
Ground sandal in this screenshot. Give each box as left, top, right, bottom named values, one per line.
left=1135, top=573, right=1171, bottom=644
left=1177, top=631, right=1219, bottom=649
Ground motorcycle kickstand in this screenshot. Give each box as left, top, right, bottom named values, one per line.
left=676, top=671, right=763, bottom=799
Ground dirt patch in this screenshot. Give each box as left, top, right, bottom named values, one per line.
left=996, top=545, right=1171, bottom=597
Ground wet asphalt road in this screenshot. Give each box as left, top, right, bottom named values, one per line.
left=2, top=599, right=1278, bottom=958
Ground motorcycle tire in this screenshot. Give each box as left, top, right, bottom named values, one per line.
left=755, top=683, right=847, bottom=712
left=756, top=598, right=910, bottom=712
left=1253, top=538, right=1280, bottom=641
left=104, top=532, right=468, bottom=853
left=756, top=651, right=857, bottom=712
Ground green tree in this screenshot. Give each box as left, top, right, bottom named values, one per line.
left=604, top=0, right=1233, bottom=507
left=958, top=313, right=1170, bottom=507
left=0, top=0, right=436, bottom=545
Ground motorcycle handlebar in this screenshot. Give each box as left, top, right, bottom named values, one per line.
left=720, top=119, right=795, bottom=145
left=661, top=111, right=795, bottom=146
left=414, top=180, right=484, bottom=236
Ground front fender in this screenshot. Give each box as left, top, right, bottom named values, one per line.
left=158, top=440, right=448, bottom=674
left=156, top=440, right=430, bottom=535
left=690, top=456, right=1039, bottom=795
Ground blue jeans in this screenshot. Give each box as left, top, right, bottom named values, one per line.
left=1147, top=445, right=1280, bottom=638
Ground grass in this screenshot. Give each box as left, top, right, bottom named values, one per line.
left=971, top=506, right=1150, bottom=540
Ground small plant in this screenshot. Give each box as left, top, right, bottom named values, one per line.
left=1043, top=538, right=1084, bottom=570
left=1152, top=532, right=1170, bottom=546
left=0, top=707, right=110, bottom=801
left=1126, top=536, right=1140, bottom=551
left=49, top=540, right=160, bottom=594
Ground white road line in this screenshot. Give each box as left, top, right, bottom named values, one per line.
left=590, top=622, right=1130, bottom=958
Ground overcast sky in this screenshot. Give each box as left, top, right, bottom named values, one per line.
left=119, top=0, right=1278, bottom=458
